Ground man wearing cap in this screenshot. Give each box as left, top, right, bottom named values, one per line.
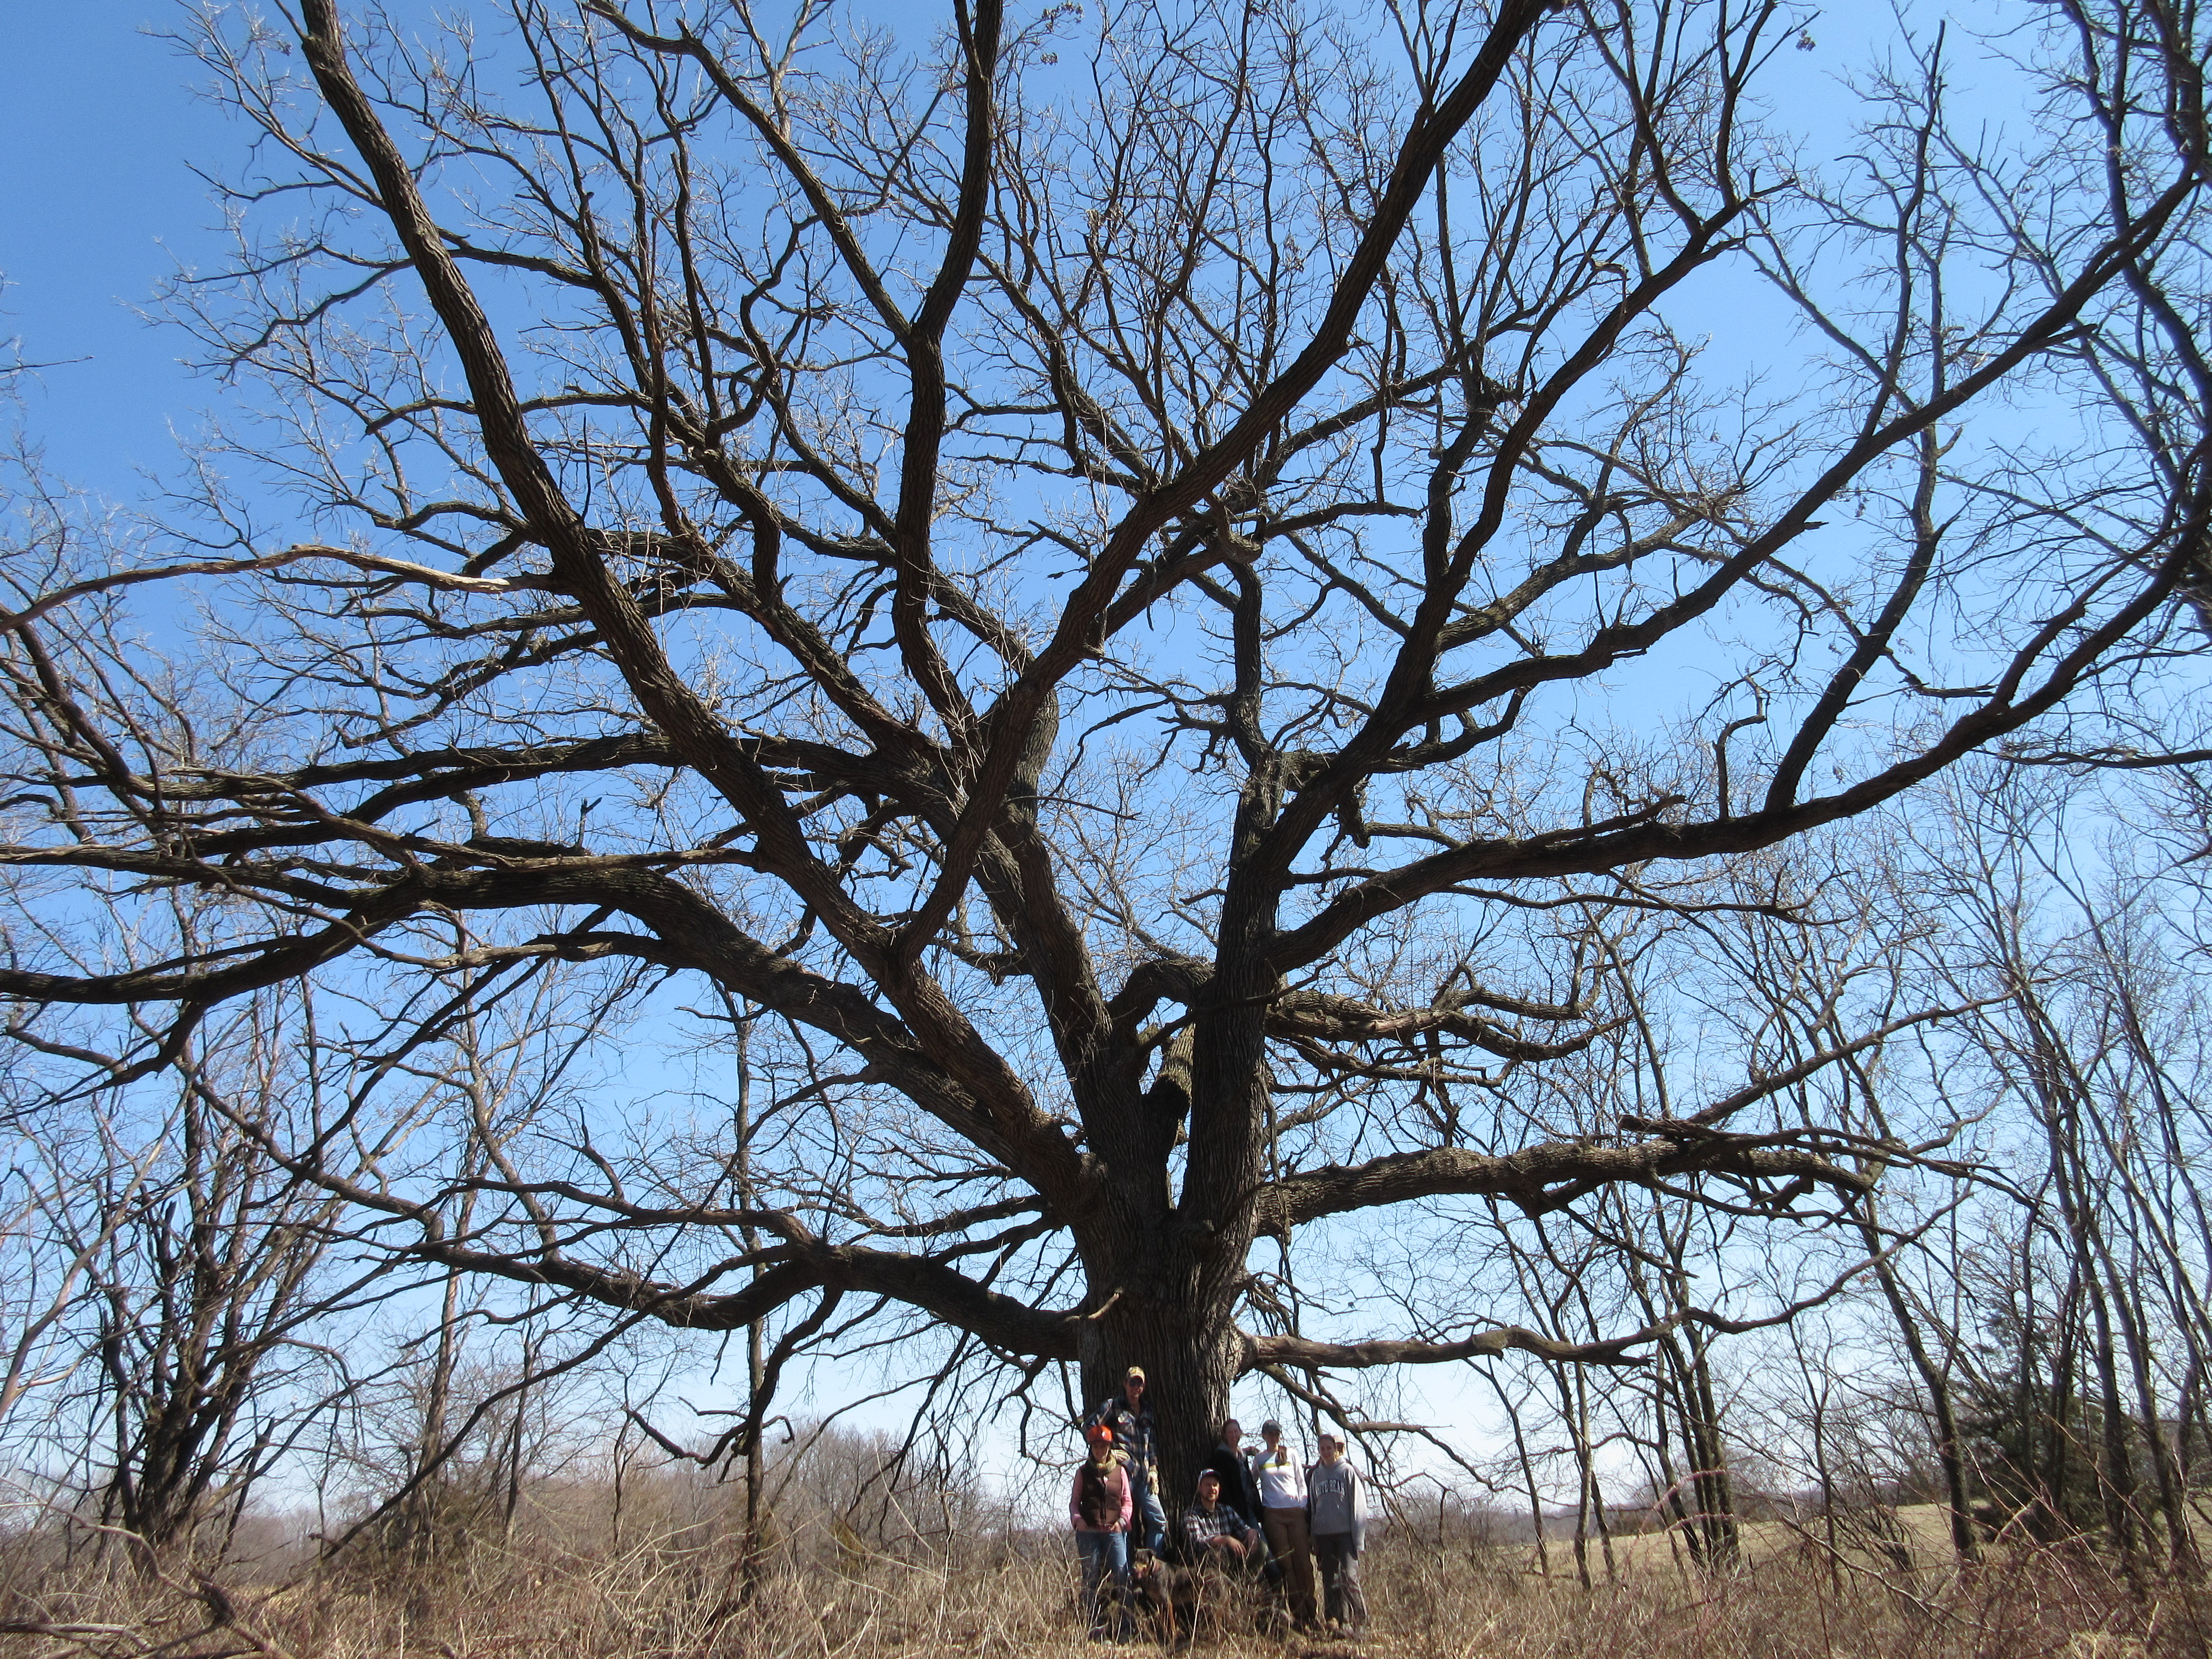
left=1249, top=1419, right=1317, bottom=1629
left=1086, top=1366, right=1166, bottom=1552
left=1181, top=1468, right=1264, bottom=1571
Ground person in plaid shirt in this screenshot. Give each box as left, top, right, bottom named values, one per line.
left=1087, top=1365, right=1166, bottom=1551
left=1181, top=1469, right=1262, bottom=1568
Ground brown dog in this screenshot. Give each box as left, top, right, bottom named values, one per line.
left=1127, top=1549, right=1203, bottom=1644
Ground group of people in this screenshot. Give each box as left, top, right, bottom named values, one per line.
left=1068, top=1364, right=1371, bottom=1641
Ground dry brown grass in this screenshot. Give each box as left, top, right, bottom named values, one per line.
left=3, top=1503, right=2208, bottom=1659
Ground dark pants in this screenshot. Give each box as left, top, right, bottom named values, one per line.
left=1314, top=1533, right=1368, bottom=1632
left=1260, top=1505, right=1316, bottom=1625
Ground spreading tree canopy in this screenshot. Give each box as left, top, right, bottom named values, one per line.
left=3, top=0, right=2208, bottom=1495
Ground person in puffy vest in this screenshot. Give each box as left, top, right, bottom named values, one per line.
left=1069, top=1422, right=1133, bottom=1638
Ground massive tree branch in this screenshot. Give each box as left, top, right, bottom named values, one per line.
left=1259, top=1136, right=1875, bottom=1232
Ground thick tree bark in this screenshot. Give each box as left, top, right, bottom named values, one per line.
left=1082, top=1300, right=1242, bottom=1512
left=1077, top=1106, right=1252, bottom=1503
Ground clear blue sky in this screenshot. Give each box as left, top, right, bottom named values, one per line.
left=0, top=4, right=239, bottom=493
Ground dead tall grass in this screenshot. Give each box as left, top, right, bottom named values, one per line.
left=3, top=1514, right=2208, bottom=1659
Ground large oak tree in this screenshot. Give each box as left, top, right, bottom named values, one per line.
left=4, top=0, right=2208, bottom=1497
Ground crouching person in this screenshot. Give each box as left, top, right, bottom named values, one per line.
left=1182, top=1468, right=1263, bottom=1574
left=1070, top=1423, right=1132, bottom=1640
left=1307, top=1432, right=1370, bottom=1638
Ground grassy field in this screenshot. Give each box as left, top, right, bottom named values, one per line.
left=0, top=1502, right=2200, bottom=1659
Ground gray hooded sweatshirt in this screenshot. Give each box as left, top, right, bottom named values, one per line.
left=1306, top=1457, right=1368, bottom=1551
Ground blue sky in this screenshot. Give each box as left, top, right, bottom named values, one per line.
left=1, top=4, right=238, bottom=492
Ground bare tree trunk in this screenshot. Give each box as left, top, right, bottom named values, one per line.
left=500, top=1338, right=536, bottom=1543
left=1650, top=1376, right=1705, bottom=1575
left=1792, top=1333, right=1845, bottom=1596
left=1859, top=1212, right=1982, bottom=1564
left=1554, top=1362, right=1593, bottom=1591
left=732, top=1010, right=770, bottom=1598
left=1080, top=1301, right=1241, bottom=1508
left=413, top=1267, right=468, bottom=1567
left=1486, top=1370, right=1551, bottom=1578
left=1672, top=1325, right=1740, bottom=1572
left=2044, top=1262, right=2088, bottom=1540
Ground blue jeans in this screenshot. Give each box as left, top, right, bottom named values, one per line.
left=1075, top=1528, right=1129, bottom=1632
left=1130, top=1471, right=1166, bottom=1553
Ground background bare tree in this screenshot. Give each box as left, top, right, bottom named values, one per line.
left=78, top=1001, right=349, bottom=1562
